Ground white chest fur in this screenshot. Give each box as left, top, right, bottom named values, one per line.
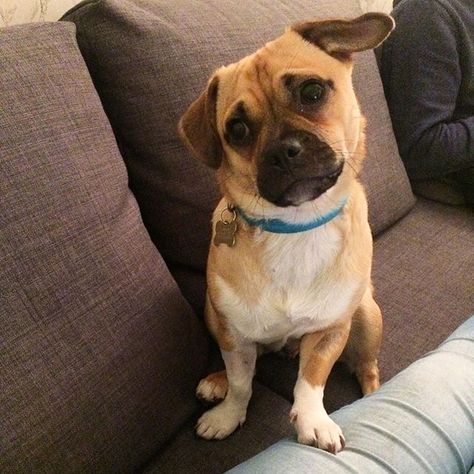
left=212, top=220, right=364, bottom=346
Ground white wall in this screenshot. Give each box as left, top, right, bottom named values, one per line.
left=361, top=0, right=393, bottom=13
left=0, top=0, right=81, bottom=26
left=0, top=0, right=393, bottom=27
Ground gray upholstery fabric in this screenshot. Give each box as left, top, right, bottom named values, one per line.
left=143, top=383, right=294, bottom=474
left=354, top=61, right=415, bottom=232
left=373, top=198, right=474, bottom=380
left=63, top=0, right=414, bottom=314
left=256, top=199, right=474, bottom=405
left=0, top=23, right=208, bottom=473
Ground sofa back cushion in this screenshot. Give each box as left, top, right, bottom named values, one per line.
left=64, top=0, right=414, bottom=313
left=0, top=22, right=208, bottom=473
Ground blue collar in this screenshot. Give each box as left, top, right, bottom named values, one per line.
left=235, top=197, right=348, bottom=234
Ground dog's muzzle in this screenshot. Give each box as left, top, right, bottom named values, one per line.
left=257, top=131, right=343, bottom=207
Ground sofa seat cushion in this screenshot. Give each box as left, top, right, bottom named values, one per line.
left=145, top=198, right=473, bottom=474
left=63, top=0, right=414, bottom=314
left=0, top=22, right=208, bottom=473
left=256, top=199, right=473, bottom=408
left=373, top=198, right=474, bottom=380
left=142, top=383, right=293, bottom=474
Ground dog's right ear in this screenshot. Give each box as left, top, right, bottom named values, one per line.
left=178, top=76, right=222, bottom=169
left=292, top=13, right=395, bottom=62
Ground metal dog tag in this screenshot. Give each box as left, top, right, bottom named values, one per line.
left=214, top=205, right=238, bottom=247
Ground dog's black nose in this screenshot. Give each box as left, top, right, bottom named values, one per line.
left=267, top=137, right=303, bottom=169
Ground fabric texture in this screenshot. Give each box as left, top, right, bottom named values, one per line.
left=63, top=0, right=414, bottom=314
left=256, top=198, right=474, bottom=405
left=373, top=198, right=474, bottom=381
left=0, top=22, right=208, bottom=473
left=229, top=316, right=474, bottom=473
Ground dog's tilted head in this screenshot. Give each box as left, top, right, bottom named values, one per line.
left=179, top=13, right=394, bottom=212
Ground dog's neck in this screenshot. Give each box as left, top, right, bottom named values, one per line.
left=233, top=197, right=348, bottom=234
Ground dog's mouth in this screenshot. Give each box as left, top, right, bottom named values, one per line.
left=270, top=163, right=344, bottom=207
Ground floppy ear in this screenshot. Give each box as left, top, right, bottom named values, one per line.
left=292, top=13, right=395, bottom=61
left=178, top=75, right=222, bottom=169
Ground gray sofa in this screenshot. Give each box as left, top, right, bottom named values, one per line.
left=1, top=1, right=472, bottom=473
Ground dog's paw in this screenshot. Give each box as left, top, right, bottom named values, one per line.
left=196, top=371, right=228, bottom=404
left=196, top=403, right=245, bottom=440
left=290, top=409, right=345, bottom=454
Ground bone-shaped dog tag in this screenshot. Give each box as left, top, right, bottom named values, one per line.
left=214, top=205, right=238, bottom=247
left=214, top=220, right=238, bottom=247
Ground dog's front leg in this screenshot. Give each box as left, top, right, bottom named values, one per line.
left=291, top=319, right=351, bottom=454
left=196, top=343, right=257, bottom=440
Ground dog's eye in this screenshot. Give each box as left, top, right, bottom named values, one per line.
left=227, top=119, right=250, bottom=143
left=300, top=80, right=325, bottom=105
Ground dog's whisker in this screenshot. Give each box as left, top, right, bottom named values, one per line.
left=341, top=155, right=360, bottom=177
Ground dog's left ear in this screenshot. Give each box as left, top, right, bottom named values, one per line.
left=292, top=13, right=395, bottom=61
left=179, top=75, right=222, bottom=169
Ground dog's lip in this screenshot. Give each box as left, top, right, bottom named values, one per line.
left=283, top=162, right=344, bottom=192
left=273, top=162, right=344, bottom=207
left=312, top=164, right=344, bottom=182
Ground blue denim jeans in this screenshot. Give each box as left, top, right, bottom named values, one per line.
left=228, top=316, right=474, bottom=473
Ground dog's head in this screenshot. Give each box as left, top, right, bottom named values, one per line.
left=179, top=14, right=394, bottom=212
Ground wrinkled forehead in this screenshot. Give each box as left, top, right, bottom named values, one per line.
left=215, top=30, right=350, bottom=116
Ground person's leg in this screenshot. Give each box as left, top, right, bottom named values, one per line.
left=228, top=316, right=474, bottom=473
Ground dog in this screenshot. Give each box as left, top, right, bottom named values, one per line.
left=179, top=13, right=395, bottom=454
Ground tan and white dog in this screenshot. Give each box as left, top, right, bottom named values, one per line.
left=179, top=13, right=394, bottom=454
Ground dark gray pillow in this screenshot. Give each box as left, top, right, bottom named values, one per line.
left=64, top=0, right=415, bottom=313
left=0, top=22, right=208, bottom=473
